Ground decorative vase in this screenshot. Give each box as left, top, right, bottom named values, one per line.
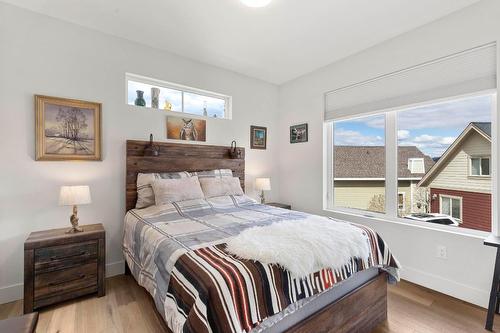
left=135, top=90, right=146, bottom=106
left=203, top=101, right=208, bottom=116
left=151, top=87, right=160, bottom=109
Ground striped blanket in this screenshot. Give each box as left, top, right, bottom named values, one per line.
left=123, top=195, right=399, bottom=333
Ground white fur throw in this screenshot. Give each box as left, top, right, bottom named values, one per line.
left=226, top=216, right=370, bottom=279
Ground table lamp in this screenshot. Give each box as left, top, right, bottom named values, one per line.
left=59, top=185, right=92, bottom=233
left=255, top=178, right=271, bottom=204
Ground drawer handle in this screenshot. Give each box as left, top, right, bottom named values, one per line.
left=48, top=274, right=86, bottom=287
left=50, top=251, right=87, bottom=261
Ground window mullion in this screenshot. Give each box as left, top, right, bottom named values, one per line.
left=492, top=93, right=499, bottom=235
left=324, top=122, right=334, bottom=210
left=181, top=92, right=185, bottom=113
left=385, top=111, right=398, bottom=217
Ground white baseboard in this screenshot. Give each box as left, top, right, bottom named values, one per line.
left=0, top=261, right=126, bottom=305
left=401, top=266, right=489, bottom=308
left=106, top=260, right=125, bottom=278
left=0, top=283, right=23, bottom=305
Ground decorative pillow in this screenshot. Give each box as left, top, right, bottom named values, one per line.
left=190, top=169, right=233, bottom=179
left=199, top=177, right=244, bottom=198
left=136, top=171, right=191, bottom=209
left=152, top=176, right=205, bottom=205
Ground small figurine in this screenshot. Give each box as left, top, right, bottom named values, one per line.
left=164, top=100, right=172, bottom=111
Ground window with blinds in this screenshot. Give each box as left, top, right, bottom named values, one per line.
left=326, top=43, right=497, bottom=234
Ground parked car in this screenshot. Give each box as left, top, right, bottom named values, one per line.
left=404, top=213, right=460, bottom=226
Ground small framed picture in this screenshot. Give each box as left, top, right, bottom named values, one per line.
left=35, top=95, right=102, bottom=161
left=250, top=125, right=267, bottom=150
left=166, top=116, right=206, bottom=142
left=290, top=123, right=308, bottom=144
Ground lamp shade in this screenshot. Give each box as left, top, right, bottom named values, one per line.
left=255, top=178, right=271, bottom=191
left=59, top=186, right=92, bottom=206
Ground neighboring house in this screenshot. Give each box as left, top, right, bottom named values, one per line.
left=334, top=146, right=434, bottom=214
left=418, top=122, right=491, bottom=232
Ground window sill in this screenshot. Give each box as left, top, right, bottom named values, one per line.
left=323, top=207, right=490, bottom=240
left=126, top=104, right=231, bottom=120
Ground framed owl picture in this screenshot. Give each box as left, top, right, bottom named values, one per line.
left=166, top=116, right=206, bottom=142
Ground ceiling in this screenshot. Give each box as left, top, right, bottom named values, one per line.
left=2, top=0, right=481, bottom=84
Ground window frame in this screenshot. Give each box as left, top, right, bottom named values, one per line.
left=125, top=73, right=232, bottom=119
left=469, top=156, right=491, bottom=177
left=439, top=194, right=463, bottom=221
left=398, top=192, right=406, bottom=211
left=324, top=90, right=497, bottom=238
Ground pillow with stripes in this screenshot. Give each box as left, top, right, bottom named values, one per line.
left=189, top=169, right=233, bottom=179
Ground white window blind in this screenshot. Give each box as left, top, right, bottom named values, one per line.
left=325, top=43, right=497, bottom=120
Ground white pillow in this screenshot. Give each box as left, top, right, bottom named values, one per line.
left=199, top=177, right=244, bottom=198
left=152, top=176, right=204, bottom=205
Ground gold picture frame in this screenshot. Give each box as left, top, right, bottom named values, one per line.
left=35, top=95, right=102, bottom=161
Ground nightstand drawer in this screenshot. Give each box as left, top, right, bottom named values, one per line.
left=34, top=261, right=97, bottom=300
left=34, top=240, right=97, bottom=272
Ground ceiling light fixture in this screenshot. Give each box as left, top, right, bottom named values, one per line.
left=241, top=0, right=271, bottom=8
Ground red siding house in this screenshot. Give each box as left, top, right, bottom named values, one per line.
left=418, top=122, right=491, bottom=232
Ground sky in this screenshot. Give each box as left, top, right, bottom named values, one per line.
left=334, top=94, right=492, bottom=158
left=127, top=80, right=225, bottom=118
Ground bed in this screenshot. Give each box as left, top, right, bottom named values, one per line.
left=123, top=140, right=400, bottom=333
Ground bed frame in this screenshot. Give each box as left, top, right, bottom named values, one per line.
left=124, top=139, right=387, bottom=333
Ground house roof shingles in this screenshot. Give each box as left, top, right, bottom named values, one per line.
left=334, top=146, right=434, bottom=179
left=472, top=122, right=491, bottom=137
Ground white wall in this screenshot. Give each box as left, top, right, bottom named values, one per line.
left=0, top=3, right=280, bottom=303
left=277, top=0, right=500, bottom=307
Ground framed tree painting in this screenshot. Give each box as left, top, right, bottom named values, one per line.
left=250, top=125, right=267, bottom=149
left=290, top=123, right=308, bottom=144
left=35, top=95, right=102, bottom=161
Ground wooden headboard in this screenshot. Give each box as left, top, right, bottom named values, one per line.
left=126, top=140, right=245, bottom=211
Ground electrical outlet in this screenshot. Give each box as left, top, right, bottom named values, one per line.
left=436, top=245, right=447, bottom=259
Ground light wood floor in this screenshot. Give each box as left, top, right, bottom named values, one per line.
left=0, top=275, right=498, bottom=332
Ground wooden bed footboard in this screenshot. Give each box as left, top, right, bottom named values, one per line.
left=125, top=257, right=387, bottom=333
left=289, top=272, right=387, bottom=333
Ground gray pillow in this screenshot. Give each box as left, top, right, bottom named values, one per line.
left=199, top=177, right=244, bottom=198
left=152, top=177, right=205, bottom=205
left=136, top=171, right=191, bottom=209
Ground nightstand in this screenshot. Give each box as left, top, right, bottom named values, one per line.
left=266, top=202, right=292, bottom=210
left=24, top=224, right=105, bottom=314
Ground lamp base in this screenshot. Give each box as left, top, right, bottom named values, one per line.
left=260, top=190, right=265, bottom=204
left=66, top=206, right=83, bottom=233
left=66, top=226, right=84, bottom=234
